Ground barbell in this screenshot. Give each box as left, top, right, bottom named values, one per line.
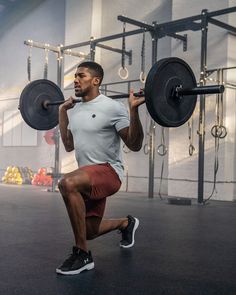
left=19, top=57, right=224, bottom=130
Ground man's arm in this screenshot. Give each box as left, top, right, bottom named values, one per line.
left=118, top=90, right=145, bottom=152
left=59, top=97, right=75, bottom=152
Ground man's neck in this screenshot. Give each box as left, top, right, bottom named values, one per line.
left=82, top=90, right=100, bottom=102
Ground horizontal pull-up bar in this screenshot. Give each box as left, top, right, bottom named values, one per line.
left=208, top=17, right=236, bottom=34
left=155, top=6, right=236, bottom=32
left=61, top=28, right=144, bottom=51
left=24, top=40, right=89, bottom=58
left=117, top=15, right=187, bottom=42
left=24, top=40, right=60, bottom=53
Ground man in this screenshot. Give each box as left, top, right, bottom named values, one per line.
left=56, top=61, right=144, bottom=275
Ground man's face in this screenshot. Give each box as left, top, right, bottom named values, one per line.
left=74, top=67, right=98, bottom=97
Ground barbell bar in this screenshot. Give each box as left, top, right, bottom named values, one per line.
left=19, top=57, right=225, bottom=130
left=108, top=85, right=224, bottom=99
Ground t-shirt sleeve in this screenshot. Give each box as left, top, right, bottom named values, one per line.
left=113, top=101, right=130, bottom=132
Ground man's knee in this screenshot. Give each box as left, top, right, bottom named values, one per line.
left=58, top=171, right=91, bottom=196
left=58, top=176, right=75, bottom=195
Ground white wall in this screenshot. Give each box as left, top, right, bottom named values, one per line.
left=0, top=0, right=65, bottom=176
left=169, top=0, right=236, bottom=201
left=1, top=0, right=236, bottom=201
left=62, top=0, right=173, bottom=195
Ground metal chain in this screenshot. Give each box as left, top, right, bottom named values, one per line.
left=118, top=22, right=129, bottom=79
left=27, top=42, right=32, bottom=82
left=43, top=47, right=49, bottom=80
left=188, top=117, right=195, bottom=156
left=122, top=22, right=126, bottom=68
left=139, top=30, right=146, bottom=83
left=143, top=109, right=150, bottom=155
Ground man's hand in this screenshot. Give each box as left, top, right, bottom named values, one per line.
left=59, top=96, right=76, bottom=111
left=128, top=89, right=145, bottom=111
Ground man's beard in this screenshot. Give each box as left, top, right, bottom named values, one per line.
left=75, top=88, right=88, bottom=97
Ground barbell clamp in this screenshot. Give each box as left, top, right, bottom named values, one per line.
left=42, top=100, right=50, bottom=110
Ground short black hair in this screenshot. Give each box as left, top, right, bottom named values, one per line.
left=78, top=61, right=104, bottom=85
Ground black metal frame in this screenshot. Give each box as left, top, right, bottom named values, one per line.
left=115, top=7, right=236, bottom=202
left=61, top=6, right=236, bottom=202
left=25, top=5, right=236, bottom=200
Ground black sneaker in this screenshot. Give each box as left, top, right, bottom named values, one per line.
left=120, top=215, right=139, bottom=248
left=56, top=246, right=94, bottom=275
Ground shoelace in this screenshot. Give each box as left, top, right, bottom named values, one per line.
left=62, top=249, right=79, bottom=267
left=117, top=219, right=132, bottom=237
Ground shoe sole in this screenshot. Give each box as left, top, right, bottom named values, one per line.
left=56, top=262, right=95, bottom=275
left=120, top=217, right=139, bottom=248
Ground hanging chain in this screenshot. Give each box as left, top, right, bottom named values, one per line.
left=27, top=41, right=33, bottom=82
left=121, top=22, right=126, bottom=69
left=118, top=22, right=129, bottom=80
left=188, top=117, right=195, bottom=156
left=43, top=46, right=49, bottom=80
left=139, top=30, right=146, bottom=83
left=143, top=109, right=150, bottom=155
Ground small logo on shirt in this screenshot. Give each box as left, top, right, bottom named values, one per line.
left=92, top=114, right=96, bottom=118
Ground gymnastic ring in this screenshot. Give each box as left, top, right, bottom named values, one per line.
left=218, top=126, right=227, bottom=139
left=188, top=144, right=195, bottom=156
left=211, top=125, right=223, bottom=138
left=139, top=71, right=146, bottom=84
left=143, top=143, right=149, bottom=155
left=118, top=67, right=129, bottom=80
left=157, top=144, right=168, bottom=156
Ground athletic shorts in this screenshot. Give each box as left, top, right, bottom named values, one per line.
left=79, top=163, right=121, bottom=218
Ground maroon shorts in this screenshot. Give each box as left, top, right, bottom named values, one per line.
left=79, top=163, right=121, bottom=218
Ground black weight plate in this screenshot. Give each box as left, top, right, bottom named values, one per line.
left=19, top=79, right=64, bottom=130
left=145, top=57, right=197, bottom=127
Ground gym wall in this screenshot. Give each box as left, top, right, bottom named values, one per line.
left=59, top=0, right=236, bottom=200
left=0, top=0, right=235, bottom=201
left=0, top=0, right=65, bottom=177
left=62, top=0, right=173, bottom=194
left=169, top=0, right=236, bottom=201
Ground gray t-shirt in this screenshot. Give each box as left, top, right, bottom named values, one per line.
left=67, top=94, right=130, bottom=181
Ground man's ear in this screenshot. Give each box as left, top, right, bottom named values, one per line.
left=93, top=77, right=100, bottom=86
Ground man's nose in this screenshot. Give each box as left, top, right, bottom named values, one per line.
left=74, top=77, right=80, bottom=84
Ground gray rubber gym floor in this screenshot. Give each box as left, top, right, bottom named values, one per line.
left=0, top=183, right=235, bottom=295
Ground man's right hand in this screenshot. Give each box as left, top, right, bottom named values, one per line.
left=59, top=96, right=76, bottom=111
